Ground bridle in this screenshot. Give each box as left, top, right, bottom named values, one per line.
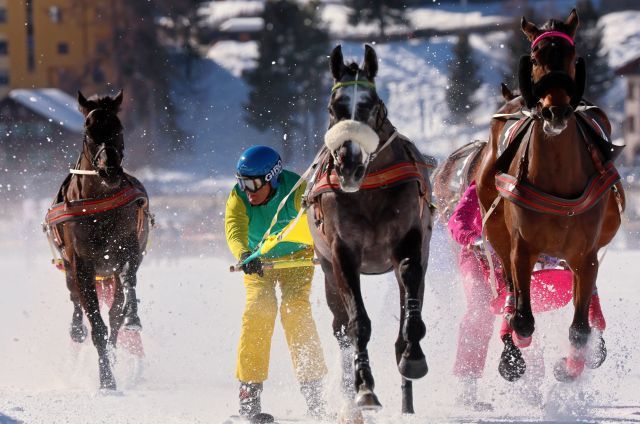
left=71, top=108, right=124, bottom=177
left=328, top=74, right=396, bottom=167
left=519, top=29, right=585, bottom=111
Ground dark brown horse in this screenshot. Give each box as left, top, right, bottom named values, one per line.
left=44, top=90, right=150, bottom=390
left=476, top=9, right=624, bottom=382
left=306, top=45, right=433, bottom=415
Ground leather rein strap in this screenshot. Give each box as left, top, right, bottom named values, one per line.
left=492, top=110, right=621, bottom=216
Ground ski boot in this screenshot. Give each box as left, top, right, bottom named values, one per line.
left=239, top=382, right=273, bottom=423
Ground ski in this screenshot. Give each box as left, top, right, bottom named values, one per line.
left=223, top=412, right=275, bottom=424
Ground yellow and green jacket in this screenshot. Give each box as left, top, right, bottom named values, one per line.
left=225, top=170, right=308, bottom=261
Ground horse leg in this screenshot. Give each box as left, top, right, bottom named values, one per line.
left=332, top=242, right=381, bottom=410
left=393, top=228, right=428, bottom=381
left=108, top=276, right=125, bottom=350
left=585, top=291, right=607, bottom=369
left=554, top=252, right=597, bottom=382
left=320, top=258, right=354, bottom=397
left=121, top=249, right=142, bottom=331
left=509, top=238, right=536, bottom=341
left=66, top=271, right=88, bottom=343
left=74, top=257, right=116, bottom=390
left=320, top=258, right=364, bottom=424
left=498, top=287, right=526, bottom=382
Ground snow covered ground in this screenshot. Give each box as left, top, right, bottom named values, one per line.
left=1, top=213, right=639, bottom=423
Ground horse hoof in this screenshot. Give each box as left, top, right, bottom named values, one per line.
left=70, top=323, right=88, bottom=343
left=99, top=379, right=117, bottom=392
left=355, top=389, right=382, bottom=410
left=553, top=356, right=585, bottom=382
left=585, top=336, right=607, bottom=369
left=398, top=356, right=428, bottom=380
left=499, top=336, right=526, bottom=382
left=124, top=316, right=142, bottom=332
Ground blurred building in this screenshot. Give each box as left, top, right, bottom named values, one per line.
left=0, top=88, right=82, bottom=170
left=616, top=56, right=640, bottom=166
left=0, top=0, right=121, bottom=99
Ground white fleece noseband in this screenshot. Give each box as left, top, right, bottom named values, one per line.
left=324, top=120, right=380, bottom=154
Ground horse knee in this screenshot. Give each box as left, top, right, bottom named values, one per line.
left=348, top=316, right=371, bottom=347
left=398, top=258, right=423, bottom=288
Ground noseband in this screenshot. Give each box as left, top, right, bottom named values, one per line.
left=326, top=75, right=395, bottom=167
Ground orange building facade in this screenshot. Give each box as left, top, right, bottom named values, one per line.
left=0, top=0, right=121, bottom=98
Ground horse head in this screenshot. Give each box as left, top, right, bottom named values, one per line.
left=325, top=44, right=387, bottom=192
left=519, top=9, right=585, bottom=136
left=77, top=90, right=125, bottom=185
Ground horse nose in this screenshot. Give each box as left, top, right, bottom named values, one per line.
left=354, top=164, right=365, bottom=180
left=542, top=106, right=573, bottom=121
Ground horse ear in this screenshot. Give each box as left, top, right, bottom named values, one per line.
left=518, top=55, right=536, bottom=109
left=114, top=89, right=124, bottom=110
left=571, top=57, right=586, bottom=109
left=521, top=16, right=541, bottom=42
left=330, top=45, right=344, bottom=80
left=565, top=8, right=579, bottom=38
left=501, top=83, right=515, bottom=101
left=362, top=44, right=378, bottom=79
left=77, top=91, right=90, bottom=114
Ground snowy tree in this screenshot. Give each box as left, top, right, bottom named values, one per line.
left=505, top=7, right=538, bottom=90
left=107, top=2, right=186, bottom=151
left=244, top=0, right=330, bottom=161
left=447, top=32, right=480, bottom=123
left=346, top=0, right=407, bottom=40
left=575, top=0, right=611, bottom=104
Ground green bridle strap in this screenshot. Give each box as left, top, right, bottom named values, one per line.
left=331, top=80, right=376, bottom=92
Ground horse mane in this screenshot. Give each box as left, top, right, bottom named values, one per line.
left=540, top=19, right=572, bottom=34
left=78, top=94, right=122, bottom=116
left=344, top=62, right=361, bottom=75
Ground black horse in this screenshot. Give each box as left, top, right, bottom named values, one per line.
left=307, top=45, right=433, bottom=415
left=44, top=90, right=150, bottom=390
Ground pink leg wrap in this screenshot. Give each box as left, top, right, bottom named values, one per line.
left=500, top=293, right=515, bottom=339
left=566, top=347, right=586, bottom=377
left=512, top=333, right=532, bottom=348
left=589, top=295, right=606, bottom=331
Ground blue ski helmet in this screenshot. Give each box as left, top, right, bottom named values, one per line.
left=236, top=145, right=283, bottom=188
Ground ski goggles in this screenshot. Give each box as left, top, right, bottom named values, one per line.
left=236, top=174, right=267, bottom=193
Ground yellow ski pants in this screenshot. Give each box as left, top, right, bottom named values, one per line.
left=236, top=264, right=327, bottom=383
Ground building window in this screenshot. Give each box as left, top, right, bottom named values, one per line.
left=48, top=6, right=62, bottom=23
left=628, top=116, right=636, bottom=135
left=57, top=42, right=69, bottom=55
left=0, top=71, right=9, bottom=85
left=0, top=8, right=7, bottom=23
left=0, top=40, right=7, bottom=55
left=629, top=81, right=635, bottom=100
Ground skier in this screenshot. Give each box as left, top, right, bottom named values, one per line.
left=447, top=181, right=606, bottom=409
left=225, top=145, right=328, bottom=422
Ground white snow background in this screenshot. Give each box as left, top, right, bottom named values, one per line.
left=1, top=3, right=640, bottom=423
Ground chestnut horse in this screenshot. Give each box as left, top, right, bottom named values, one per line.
left=306, top=45, right=433, bottom=414
left=476, top=9, right=624, bottom=382
left=44, top=91, right=150, bottom=390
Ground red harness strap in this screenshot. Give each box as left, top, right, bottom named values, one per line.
left=495, top=161, right=620, bottom=216
left=310, top=161, right=431, bottom=199
left=45, top=185, right=148, bottom=227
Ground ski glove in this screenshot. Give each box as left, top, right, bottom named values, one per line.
left=240, top=252, right=264, bottom=277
